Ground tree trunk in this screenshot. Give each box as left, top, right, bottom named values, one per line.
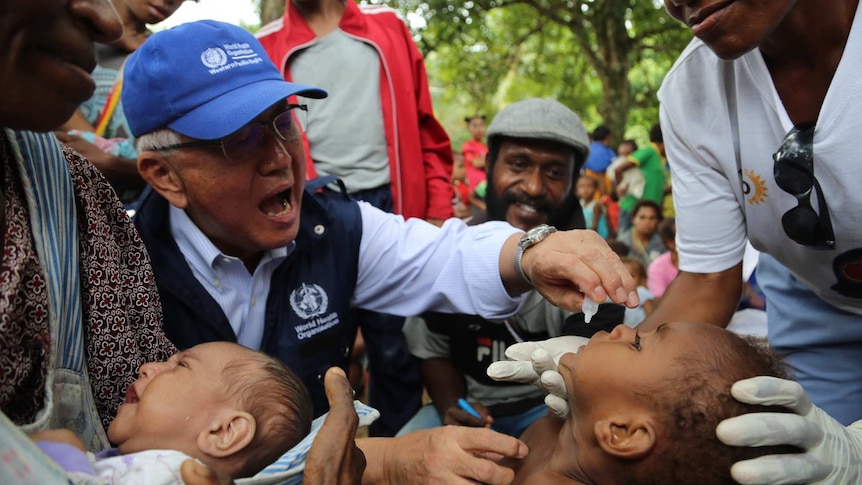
left=260, top=0, right=285, bottom=25
left=573, top=0, right=633, bottom=146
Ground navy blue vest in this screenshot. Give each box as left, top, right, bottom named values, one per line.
left=135, top=178, right=363, bottom=416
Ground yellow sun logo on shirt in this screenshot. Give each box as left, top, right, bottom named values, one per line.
left=744, top=169, right=768, bottom=205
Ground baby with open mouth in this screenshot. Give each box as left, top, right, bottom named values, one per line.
left=34, top=341, right=312, bottom=482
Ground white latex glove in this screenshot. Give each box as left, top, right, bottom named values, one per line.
left=716, top=376, right=862, bottom=485
left=486, top=336, right=587, bottom=418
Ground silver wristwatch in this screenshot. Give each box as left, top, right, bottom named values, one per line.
left=515, top=224, right=557, bottom=285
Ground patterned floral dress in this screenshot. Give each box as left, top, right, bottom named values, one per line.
left=0, top=130, right=174, bottom=435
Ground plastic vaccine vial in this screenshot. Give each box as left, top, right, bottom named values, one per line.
left=582, top=296, right=599, bottom=323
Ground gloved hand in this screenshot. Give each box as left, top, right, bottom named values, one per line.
left=716, top=376, right=862, bottom=485
left=486, top=336, right=587, bottom=418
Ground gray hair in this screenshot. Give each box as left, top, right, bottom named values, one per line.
left=135, top=128, right=182, bottom=154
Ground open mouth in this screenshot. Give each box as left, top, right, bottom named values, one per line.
left=516, top=203, right=538, bottom=213
left=125, top=385, right=139, bottom=404
left=260, top=188, right=292, bottom=217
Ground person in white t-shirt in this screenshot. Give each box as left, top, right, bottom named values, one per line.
left=491, top=2, right=862, bottom=485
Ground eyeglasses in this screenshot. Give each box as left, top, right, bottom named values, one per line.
left=156, top=104, right=307, bottom=161
left=772, top=122, right=835, bottom=250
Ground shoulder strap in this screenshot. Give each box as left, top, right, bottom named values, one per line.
left=305, top=175, right=351, bottom=199
left=93, top=58, right=127, bottom=137
left=10, top=130, right=83, bottom=371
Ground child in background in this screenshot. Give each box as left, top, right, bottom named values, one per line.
left=648, top=217, right=679, bottom=298
left=620, top=256, right=655, bottom=327
left=607, top=139, right=645, bottom=203
left=576, top=175, right=610, bottom=239
left=462, top=115, right=489, bottom=187
left=495, top=321, right=799, bottom=485
left=470, top=179, right=488, bottom=216
left=617, top=139, right=638, bottom=158
left=600, top=140, right=639, bottom=233
left=451, top=151, right=472, bottom=219
left=601, top=190, right=620, bottom=236
left=33, top=342, right=312, bottom=483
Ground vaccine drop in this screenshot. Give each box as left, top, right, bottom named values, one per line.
left=582, top=296, right=599, bottom=323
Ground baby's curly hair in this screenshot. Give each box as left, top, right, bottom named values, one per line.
left=625, top=329, right=799, bottom=485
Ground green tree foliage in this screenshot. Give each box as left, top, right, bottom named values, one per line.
left=378, top=0, right=692, bottom=146
left=252, top=0, right=691, bottom=147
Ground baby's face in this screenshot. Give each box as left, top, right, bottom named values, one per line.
left=558, top=322, right=720, bottom=421
left=108, top=342, right=249, bottom=455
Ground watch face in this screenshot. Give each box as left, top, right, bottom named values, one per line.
left=520, top=224, right=555, bottom=248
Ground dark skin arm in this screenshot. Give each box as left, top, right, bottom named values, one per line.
left=636, top=263, right=742, bottom=331
left=422, top=357, right=492, bottom=428
left=59, top=110, right=95, bottom=132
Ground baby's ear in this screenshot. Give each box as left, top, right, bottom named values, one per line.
left=197, top=411, right=257, bottom=458
left=593, top=416, right=656, bottom=460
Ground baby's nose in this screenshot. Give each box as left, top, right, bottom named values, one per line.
left=608, top=323, right=634, bottom=341
left=138, top=360, right=169, bottom=379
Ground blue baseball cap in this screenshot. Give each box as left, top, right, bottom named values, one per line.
left=122, top=20, right=327, bottom=140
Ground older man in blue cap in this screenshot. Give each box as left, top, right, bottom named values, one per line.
left=122, top=20, right=638, bottom=484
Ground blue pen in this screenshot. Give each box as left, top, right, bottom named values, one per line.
left=457, top=398, right=483, bottom=419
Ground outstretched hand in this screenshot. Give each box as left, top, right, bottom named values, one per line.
left=519, top=230, right=639, bottom=312
left=716, top=376, right=862, bottom=485
left=303, top=367, right=366, bottom=485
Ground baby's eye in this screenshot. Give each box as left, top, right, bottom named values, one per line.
left=177, top=360, right=189, bottom=368
left=631, top=331, right=642, bottom=351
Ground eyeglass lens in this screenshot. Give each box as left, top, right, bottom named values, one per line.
left=773, top=122, right=815, bottom=195
left=783, top=201, right=825, bottom=247
left=221, top=108, right=303, bottom=161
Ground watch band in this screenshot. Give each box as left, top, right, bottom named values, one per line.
left=515, top=244, right=531, bottom=285
left=515, top=224, right=557, bottom=286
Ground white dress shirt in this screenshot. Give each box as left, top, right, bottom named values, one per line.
left=170, top=201, right=522, bottom=350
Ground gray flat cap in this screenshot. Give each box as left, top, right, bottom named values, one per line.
left=486, top=98, right=589, bottom=161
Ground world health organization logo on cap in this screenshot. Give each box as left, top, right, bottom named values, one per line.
left=200, top=47, right=228, bottom=68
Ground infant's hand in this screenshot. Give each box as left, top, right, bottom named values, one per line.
left=27, top=429, right=86, bottom=451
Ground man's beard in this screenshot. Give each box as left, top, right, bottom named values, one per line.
left=485, top=181, right=581, bottom=231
